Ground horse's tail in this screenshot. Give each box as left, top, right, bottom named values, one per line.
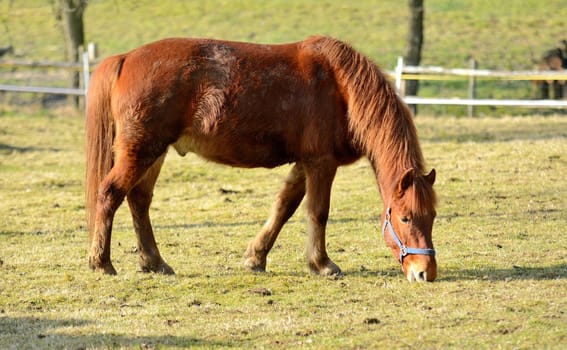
left=85, top=55, right=124, bottom=240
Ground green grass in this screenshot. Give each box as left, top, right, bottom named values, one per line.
left=2, top=0, right=566, bottom=68
left=2, top=0, right=567, bottom=114
left=1, top=110, right=566, bottom=349
left=1, top=1, right=566, bottom=348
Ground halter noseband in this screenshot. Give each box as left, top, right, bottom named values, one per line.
left=382, top=207, right=436, bottom=264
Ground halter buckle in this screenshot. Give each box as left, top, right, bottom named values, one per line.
left=385, top=207, right=392, bottom=221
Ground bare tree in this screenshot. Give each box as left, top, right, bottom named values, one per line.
left=55, top=0, right=87, bottom=107
left=404, top=0, right=424, bottom=115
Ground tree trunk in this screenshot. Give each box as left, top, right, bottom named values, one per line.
left=404, top=0, right=424, bottom=115
left=58, top=0, right=87, bottom=108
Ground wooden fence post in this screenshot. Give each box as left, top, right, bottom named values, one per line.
left=468, top=58, right=477, bottom=117
left=395, top=56, right=404, bottom=94
left=82, top=42, right=95, bottom=107
left=87, top=42, right=97, bottom=61
left=82, top=50, right=90, bottom=96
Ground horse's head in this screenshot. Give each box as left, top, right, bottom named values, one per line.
left=382, top=168, right=437, bottom=282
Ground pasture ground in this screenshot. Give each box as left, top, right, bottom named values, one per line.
left=0, top=109, right=566, bottom=349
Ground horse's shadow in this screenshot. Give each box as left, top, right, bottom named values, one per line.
left=0, top=317, right=233, bottom=349
left=341, top=263, right=567, bottom=282
left=153, top=216, right=359, bottom=232
left=0, top=142, right=61, bottom=154
left=438, top=263, right=567, bottom=282
left=421, top=122, right=567, bottom=144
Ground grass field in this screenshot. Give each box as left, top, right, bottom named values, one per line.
left=0, top=108, right=566, bottom=349
left=3, top=0, right=566, bottom=67
left=1, top=1, right=566, bottom=348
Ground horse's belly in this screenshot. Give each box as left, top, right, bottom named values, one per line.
left=171, top=132, right=292, bottom=168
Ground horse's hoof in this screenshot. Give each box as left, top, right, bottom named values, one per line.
left=309, top=259, right=342, bottom=277
left=244, top=256, right=266, bottom=272
left=89, top=259, right=117, bottom=275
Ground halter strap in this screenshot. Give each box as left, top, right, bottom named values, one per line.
left=382, top=207, right=436, bottom=263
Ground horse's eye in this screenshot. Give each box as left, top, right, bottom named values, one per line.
left=400, top=217, right=410, bottom=224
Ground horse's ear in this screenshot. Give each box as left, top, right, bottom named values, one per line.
left=397, top=168, right=415, bottom=196
left=425, top=168, right=436, bottom=186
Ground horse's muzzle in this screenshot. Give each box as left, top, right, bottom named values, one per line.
left=404, top=256, right=437, bottom=282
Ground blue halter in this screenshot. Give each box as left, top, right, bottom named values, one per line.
left=382, top=207, right=436, bottom=264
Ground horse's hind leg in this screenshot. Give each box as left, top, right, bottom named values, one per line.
left=89, top=142, right=167, bottom=275
left=244, top=164, right=306, bottom=272
left=540, top=81, right=550, bottom=99
left=303, top=159, right=341, bottom=276
left=552, top=80, right=562, bottom=99
left=89, top=154, right=141, bottom=274
left=127, top=153, right=174, bottom=275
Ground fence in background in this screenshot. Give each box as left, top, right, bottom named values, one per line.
left=393, top=57, right=567, bottom=115
left=1, top=53, right=567, bottom=112
left=0, top=51, right=91, bottom=97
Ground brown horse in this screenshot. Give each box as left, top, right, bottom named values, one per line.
left=86, top=36, right=437, bottom=282
left=533, top=41, right=567, bottom=99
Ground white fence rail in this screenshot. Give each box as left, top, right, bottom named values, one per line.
left=393, top=57, right=567, bottom=110
left=403, top=96, right=567, bottom=108
left=0, top=51, right=91, bottom=97
left=0, top=84, right=85, bottom=96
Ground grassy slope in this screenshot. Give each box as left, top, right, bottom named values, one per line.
left=0, top=112, right=566, bottom=349
left=2, top=0, right=566, bottom=68
left=2, top=0, right=566, bottom=115
left=2, top=0, right=566, bottom=114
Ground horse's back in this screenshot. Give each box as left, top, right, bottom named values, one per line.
left=105, top=37, right=357, bottom=168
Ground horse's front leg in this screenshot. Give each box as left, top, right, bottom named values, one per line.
left=304, top=159, right=341, bottom=276
left=244, top=164, right=306, bottom=272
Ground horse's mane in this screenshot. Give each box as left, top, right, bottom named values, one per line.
left=306, top=36, right=435, bottom=214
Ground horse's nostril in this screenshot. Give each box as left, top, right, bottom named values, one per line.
left=407, top=269, right=428, bottom=283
